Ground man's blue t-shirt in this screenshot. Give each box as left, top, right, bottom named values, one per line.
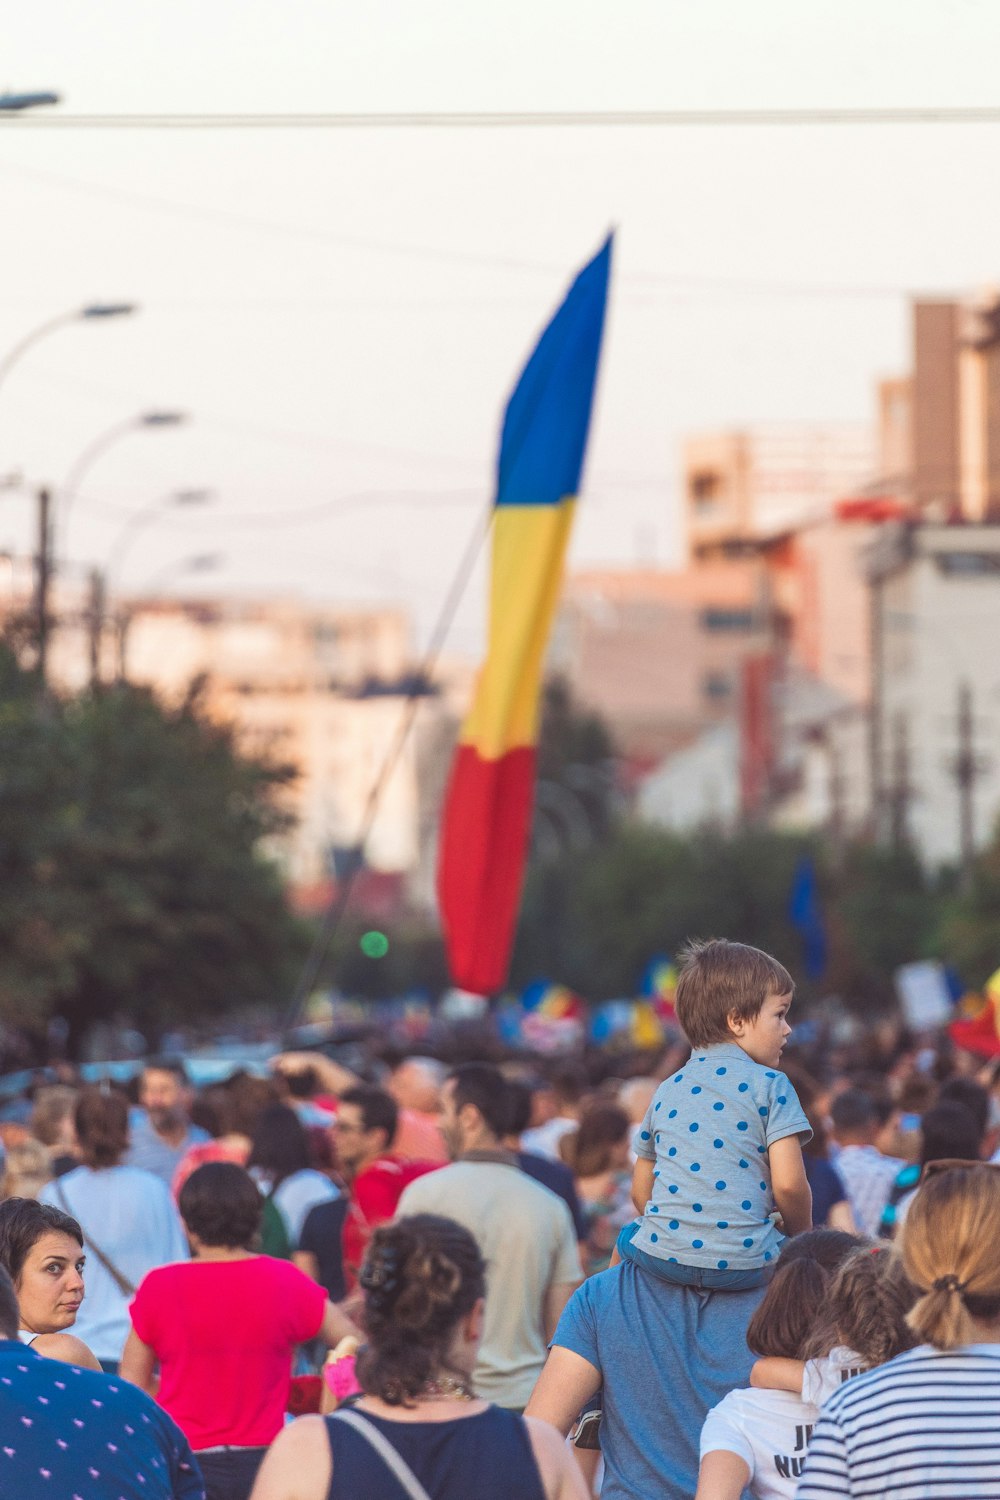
left=552, top=1260, right=763, bottom=1500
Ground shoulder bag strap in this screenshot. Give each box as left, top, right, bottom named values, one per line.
left=329, top=1408, right=435, bottom=1500
left=51, top=1177, right=136, bottom=1298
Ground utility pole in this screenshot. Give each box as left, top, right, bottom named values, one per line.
left=886, top=711, right=913, bottom=851
left=87, top=567, right=105, bottom=686
left=116, top=608, right=132, bottom=683
left=949, top=680, right=987, bottom=887
left=34, top=486, right=51, bottom=682
left=819, top=722, right=846, bottom=868
left=867, top=571, right=884, bottom=840
left=943, top=680, right=993, bottom=888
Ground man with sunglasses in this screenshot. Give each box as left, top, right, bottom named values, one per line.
left=298, top=1086, right=437, bottom=1295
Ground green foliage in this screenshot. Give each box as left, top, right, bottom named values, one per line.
left=936, top=831, right=1000, bottom=987
left=324, top=919, right=449, bottom=1000
left=511, top=823, right=943, bottom=1011
left=829, top=843, right=938, bottom=1008
left=0, top=653, right=304, bottom=1044
left=534, top=677, right=618, bottom=844
left=511, top=825, right=814, bottom=1000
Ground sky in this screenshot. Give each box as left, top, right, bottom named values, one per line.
left=3, top=0, right=1000, bottom=660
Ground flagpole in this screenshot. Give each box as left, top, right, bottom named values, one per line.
left=281, top=501, right=493, bottom=1038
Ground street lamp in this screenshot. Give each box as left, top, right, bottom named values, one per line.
left=116, top=552, right=224, bottom=680
left=142, top=551, right=223, bottom=594
left=0, top=302, right=137, bottom=402
left=0, top=91, right=61, bottom=113
left=0, top=301, right=137, bottom=684
left=105, top=488, right=215, bottom=593
left=83, top=490, right=215, bottom=687
left=60, top=409, right=188, bottom=559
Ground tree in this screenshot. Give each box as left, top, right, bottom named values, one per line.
left=935, top=824, right=1000, bottom=987
left=0, top=652, right=305, bottom=1050
left=511, top=823, right=940, bottom=1011
left=533, top=677, right=619, bottom=848
left=828, top=842, right=939, bottom=1010
left=511, top=825, right=815, bottom=1000
left=323, top=918, right=449, bottom=1002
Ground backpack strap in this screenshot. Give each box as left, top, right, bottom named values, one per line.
left=51, top=1177, right=136, bottom=1298
left=328, top=1408, right=435, bottom=1500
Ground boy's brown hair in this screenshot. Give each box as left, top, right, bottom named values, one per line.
left=674, top=938, right=793, bottom=1048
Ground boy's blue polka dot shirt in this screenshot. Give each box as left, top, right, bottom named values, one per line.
left=633, top=1041, right=811, bottom=1270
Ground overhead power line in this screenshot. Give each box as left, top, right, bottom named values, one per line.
left=4, top=106, right=1000, bottom=130
left=0, top=158, right=921, bottom=299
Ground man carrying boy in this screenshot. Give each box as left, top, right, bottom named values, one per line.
left=527, top=938, right=811, bottom=1499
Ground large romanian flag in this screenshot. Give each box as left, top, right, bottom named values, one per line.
left=437, top=235, right=612, bottom=996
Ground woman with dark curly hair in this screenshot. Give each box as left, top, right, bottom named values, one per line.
left=121, top=1161, right=358, bottom=1500
left=249, top=1213, right=587, bottom=1500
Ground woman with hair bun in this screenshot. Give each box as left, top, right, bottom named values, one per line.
left=799, top=1162, right=1000, bottom=1498
left=249, top=1214, right=588, bottom=1500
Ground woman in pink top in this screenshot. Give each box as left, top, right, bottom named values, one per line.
left=121, top=1162, right=357, bottom=1500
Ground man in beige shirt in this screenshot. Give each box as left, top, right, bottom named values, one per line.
left=396, top=1062, right=582, bottom=1410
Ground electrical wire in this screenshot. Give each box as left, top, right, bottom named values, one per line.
left=5, top=106, right=1000, bottom=129
left=0, top=158, right=913, bottom=299
left=281, top=499, right=492, bottom=1035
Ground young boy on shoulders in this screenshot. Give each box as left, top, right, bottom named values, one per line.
left=619, top=938, right=812, bottom=1289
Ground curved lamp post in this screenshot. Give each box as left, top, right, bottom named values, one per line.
left=116, top=552, right=224, bottom=681
left=0, top=303, right=136, bottom=403
left=84, top=490, right=215, bottom=686
left=105, top=488, right=214, bottom=594
left=0, top=301, right=137, bottom=683
left=59, top=409, right=187, bottom=560
left=0, top=91, right=61, bottom=113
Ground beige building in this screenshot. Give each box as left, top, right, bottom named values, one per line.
left=120, top=598, right=458, bottom=896
left=762, top=505, right=881, bottom=710
left=7, top=577, right=458, bottom=901
left=631, top=418, right=886, bottom=835
left=877, top=292, right=1000, bottom=519
left=683, top=423, right=875, bottom=556
left=552, top=561, right=771, bottom=771
left=867, top=521, right=1000, bottom=870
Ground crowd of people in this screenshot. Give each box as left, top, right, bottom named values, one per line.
left=1, top=939, right=1000, bottom=1497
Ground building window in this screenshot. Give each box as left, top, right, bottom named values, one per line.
left=703, top=672, right=733, bottom=700
left=934, top=552, right=1000, bottom=576
left=700, top=608, right=756, bottom=632
left=690, top=470, right=723, bottom=515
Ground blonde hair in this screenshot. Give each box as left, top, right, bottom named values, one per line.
left=902, top=1166, right=1000, bottom=1349
left=1, top=1138, right=53, bottom=1201
left=29, top=1086, right=78, bottom=1149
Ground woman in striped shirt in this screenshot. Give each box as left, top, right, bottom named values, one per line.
left=798, top=1161, right=1000, bottom=1499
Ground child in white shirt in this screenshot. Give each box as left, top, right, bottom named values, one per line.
left=751, top=1241, right=915, bottom=1405
left=697, top=1238, right=847, bottom=1500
